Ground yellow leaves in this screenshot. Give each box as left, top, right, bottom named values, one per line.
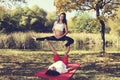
left=108, top=8, right=120, bottom=35
left=54, top=0, right=68, bottom=6
left=97, top=16, right=107, bottom=22
left=19, top=16, right=27, bottom=26
left=54, top=0, right=66, bottom=13
left=109, top=8, right=120, bottom=22
left=0, top=7, right=6, bottom=19
left=54, top=0, right=97, bottom=14
left=62, top=0, right=70, bottom=4
left=31, top=5, right=39, bottom=11
left=54, top=0, right=56, bottom=4
left=30, top=18, right=37, bottom=25
left=116, top=8, right=120, bottom=18
left=54, top=0, right=120, bottom=16
left=70, top=3, right=78, bottom=9
left=88, top=0, right=94, bottom=2
left=72, top=16, right=77, bottom=21
left=109, top=14, right=117, bottom=20
left=91, top=2, right=96, bottom=9
left=10, top=8, right=20, bottom=17
left=19, top=21, right=26, bottom=26
left=89, top=19, right=99, bottom=26
left=21, top=16, right=27, bottom=20
left=56, top=8, right=65, bottom=14
left=103, top=4, right=112, bottom=14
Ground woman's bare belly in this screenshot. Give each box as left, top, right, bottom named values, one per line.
left=54, top=30, right=64, bottom=38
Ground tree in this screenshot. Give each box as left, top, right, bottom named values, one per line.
left=0, top=0, right=27, bottom=32
left=0, top=0, right=26, bottom=10
left=108, top=8, right=120, bottom=36
left=54, top=0, right=120, bottom=55
left=13, top=6, right=47, bottom=32
left=29, top=5, right=47, bottom=32
left=0, top=3, right=47, bottom=32
left=72, top=12, right=101, bottom=33
left=45, top=12, right=56, bottom=32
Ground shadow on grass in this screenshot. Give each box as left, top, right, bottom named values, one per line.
left=0, top=62, right=50, bottom=76
left=69, top=53, right=120, bottom=80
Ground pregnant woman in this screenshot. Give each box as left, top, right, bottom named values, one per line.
left=33, top=12, right=74, bottom=55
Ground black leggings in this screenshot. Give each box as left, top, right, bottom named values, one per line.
left=36, top=36, right=74, bottom=47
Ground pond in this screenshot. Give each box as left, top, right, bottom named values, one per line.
left=76, top=44, right=120, bottom=52
left=40, top=41, right=120, bottom=53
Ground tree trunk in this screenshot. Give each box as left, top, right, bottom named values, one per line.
left=99, top=20, right=105, bottom=54
left=96, top=1, right=106, bottom=55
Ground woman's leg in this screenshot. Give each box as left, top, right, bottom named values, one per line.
left=64, top=36, right=74, bottom=47
left=45, top=39, right=60, bottom=62
left=35, top=36, right=58, bottom=41
left=36, top=37, right=46, bottom=41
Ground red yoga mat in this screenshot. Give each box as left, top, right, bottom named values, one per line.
left=35, top=63, right=80, bottom=80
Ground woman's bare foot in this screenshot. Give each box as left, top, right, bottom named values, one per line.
left=32, top=37, right=36, bottom=41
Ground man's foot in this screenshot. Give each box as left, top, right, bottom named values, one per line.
left=65, top=53, right=69, bottom=57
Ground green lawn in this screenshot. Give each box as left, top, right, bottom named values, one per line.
left=0, top=49, right=120, bottom=80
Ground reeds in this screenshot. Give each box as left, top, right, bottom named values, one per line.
left=0, top=32, right=119, bottom=51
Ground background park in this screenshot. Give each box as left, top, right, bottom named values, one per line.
left=0, top=0, right=120, bottom=80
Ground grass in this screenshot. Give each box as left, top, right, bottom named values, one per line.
left=0, top=49, right=120, bottom=80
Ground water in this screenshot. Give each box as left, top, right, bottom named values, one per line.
left=40, top=41, right=120, bottom=53
left=75, top=44, right=120, bottom=52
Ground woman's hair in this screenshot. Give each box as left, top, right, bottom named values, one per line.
left=57, top=12, right=67, bottom=25
left=45, top=69, right=60, bottom=76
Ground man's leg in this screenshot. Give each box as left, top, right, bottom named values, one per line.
left=45, top=39, right=60, bottom=62
left=60, top=36, right=74, bottom=65
left=65, top=46, right=70, bottom=55
left=62, top=54, right=68, bottom=65
left=45, top=39, right=57, bottom=54
left=60, top=36, right=74, bottom=55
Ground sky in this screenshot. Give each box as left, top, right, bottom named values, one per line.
left=26, top=0, right=56, bottom=12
